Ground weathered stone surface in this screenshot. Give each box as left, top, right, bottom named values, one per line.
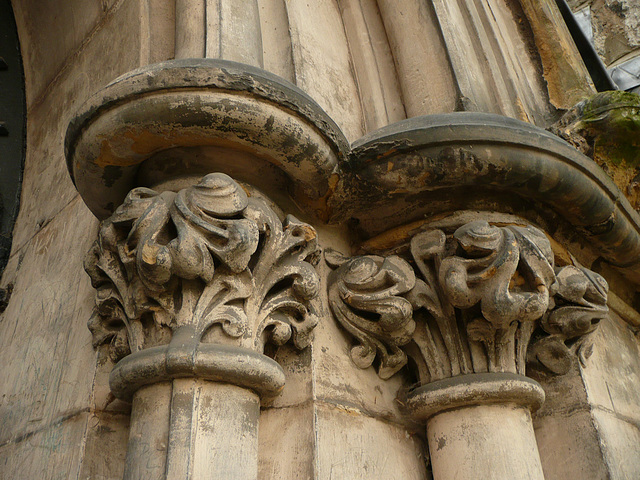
left=86, top=173, right=320, bottom=366
left=427, top=403, right=544, bottom=480
left=314, top=403, right=428, bottom=480
left=78, top=412, right=130, bottom=480
left=582, top=312, right=640, bottom=422
left=328, top=220, right=607, bottom=382
left=551, top=91, right=640, bottom=210
left=590, top=408, right=640, bottom=479
left=535, top=409, right=609, bottom=480
left=65, top=58, right=347, bottom=221
left=313, top=252, right=410, bottom=420
left=12, top=0, right=107, bottom=106
left=430, top=0, right=555, bottom=124
left=519, top=0, right=596, bottom=109
left=571, top=0, right=640, bottom=65
left=175, top=0, right=263, bottom=67
left=0, top=197, right=97, bottom=443
left=83, top=173, right=321, bottom=479
left=0, top=412, right=89, bottom=480
left=284, top=0, right=365, bottom=142
left=10, top=0, right=145, bottom=256
left=339, top=114, right=640, bottom=276
left=258, top=404, right=315, bottom=480
left=7, top=1, right=640, bottom=479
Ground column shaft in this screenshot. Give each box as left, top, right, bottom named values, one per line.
left=124, top=380, right=260, bottom=480
left=427, top=404, right=545, bottom=480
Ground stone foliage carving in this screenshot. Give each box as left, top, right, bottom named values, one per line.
left=326, top=252, right=416, bottom=379
left=85, top=173, right=320, bottom=362
left=327, top=220, right=608, bottom=382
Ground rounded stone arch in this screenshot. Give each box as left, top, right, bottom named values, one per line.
left=0, top=0, right=26, bottom=275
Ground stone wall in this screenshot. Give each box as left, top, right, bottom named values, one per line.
left=1, top=1, right=640, bottom=479
left=0, top=1, right=156, bottom=477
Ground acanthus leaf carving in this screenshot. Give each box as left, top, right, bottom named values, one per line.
left=529, top=264, right=609, bottom=375
left=327, top=220, right=608, bottom=383
left=327, top=251, right=416, bottom=379
left=85, top=173, right=320, bottom=362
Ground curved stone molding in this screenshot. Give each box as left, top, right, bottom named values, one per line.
left=67, top=69, right=640, bottom=284
left=65, top=58, right=348, bottom=221
left=327, top=220, right=608, bottom=383
left=334, top=112, right=640, bottom=276
left=85, top=172, right=320, bottom=399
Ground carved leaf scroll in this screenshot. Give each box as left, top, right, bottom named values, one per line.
left=327, top=251, right=416, bottom=379
left=529, top=264, right=609, bottom=375
left=327, top=220, right=608, bottom=382
left=86, top=173, right=320, bottom=362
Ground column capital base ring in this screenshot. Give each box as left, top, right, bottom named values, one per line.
left=402, top=373, right=545, bottom=422
left=109, top=343, right=286, bottom=404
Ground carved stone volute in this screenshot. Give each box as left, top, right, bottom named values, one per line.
left=327, top=220, right=608, bottom=385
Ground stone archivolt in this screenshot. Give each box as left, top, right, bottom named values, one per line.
left=85, top=172, right=320, bottom=371
left=327, top=220, right=608, bottom=384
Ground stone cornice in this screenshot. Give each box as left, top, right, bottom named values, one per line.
left=65, top=60, right=640, bottom=284
left=65, top=58, right=348, bottom=221
left=333, top=113, right=640, bottom=274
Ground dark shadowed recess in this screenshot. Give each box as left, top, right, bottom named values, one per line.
left=0, top=0, right=26, bottom=277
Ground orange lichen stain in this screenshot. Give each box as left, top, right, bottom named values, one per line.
left=387, top=161, right=394, bottom=173
left=94, top=126, right=264, bottom=168
left=545, top=234, right=573, bottom=267
left=124, top=127, right=228, bottom=155
left=509, top=271, right=526, bottom=289
left=519, top=0, right=595, bottom=109
left=310, top=172, right=341, bottom=223
left=95, top=138, right=135, bottom=168
left=300, top=224, right=318, bottom=242
left=358, top=219, right=430, bottom=253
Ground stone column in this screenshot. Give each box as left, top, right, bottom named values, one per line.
left=175, top=0, right=263, bottom=67
left=85, top=173, right=321, bottom=480
left=328, top=220, right=609, bottom=480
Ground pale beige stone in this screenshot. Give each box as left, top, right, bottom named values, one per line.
left=428, top=404, right=544, bottom=480
left=11, top=0, right=105, bottom=106
left=257, top=0, right=295, bottom=83
left=0, top=412, right=88, bottom=479
left=284, top=0, right=365, bottom=142
left=582, top=312, right=640, bottom=422
left=78, top=412, right=130, bottom=480
left=10, top=0, right=145, bottom=255
left=124, top=383, right=171, bottom=480
left=377, top=0, right=458, bottom=118
left=314, top=403, right=428, bottom=480
left=0, top=197, right=97, bottom=443
left=534, top=409, right=609, bottom=480
left=591, top=408, right=640, bottom=479
left=258, top=404, right=315, bottom=480
left=337, top=0, right=406, bottom=131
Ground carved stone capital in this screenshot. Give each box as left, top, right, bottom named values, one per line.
left=327, top=220, right=608, bottom=385
left=85, top=172, right=321, bottom=401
